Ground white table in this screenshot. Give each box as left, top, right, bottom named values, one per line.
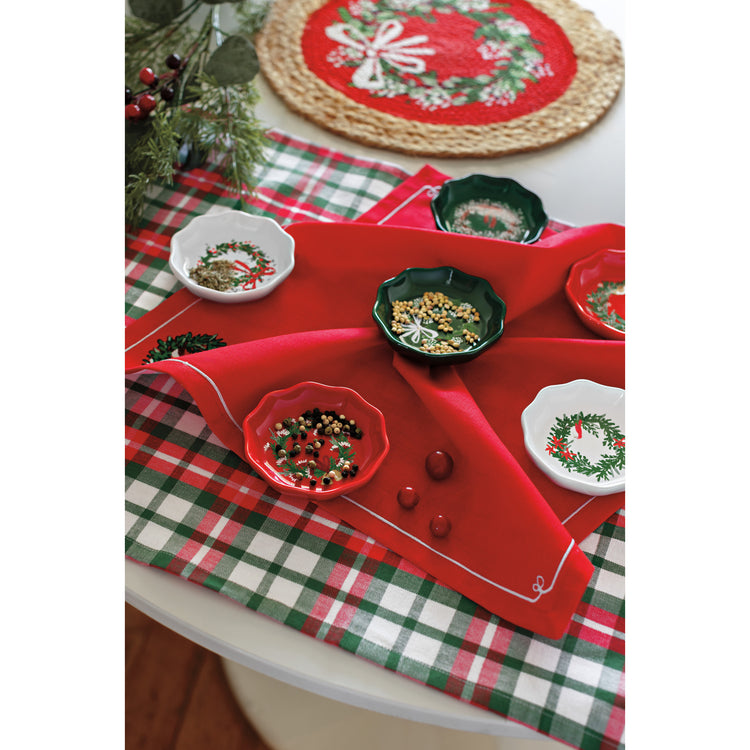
left=126, top=3, right=624, bottom=747
left=127, top=560, right=563, bottom=748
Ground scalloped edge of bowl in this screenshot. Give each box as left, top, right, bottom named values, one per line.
left=372, top=265, right=507, bottom=365
left=242, top=381, right=389, bottom=500
left=521, top=379, right=625, bottom=496
left=169, top=211, right=295, bottom=303
left=564, top=248, right=625, bottom=340
left=430, top=175, right=548, bottom=244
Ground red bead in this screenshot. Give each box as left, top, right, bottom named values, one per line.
left=139, top=66, right=158, bottom=86
left=425, top=450, right=453, bottom=480
left=429, top=514, right=452, bottom=538
left=397, top=486, right=420, bottom=509
left=139, top=94, right=157, bottom=112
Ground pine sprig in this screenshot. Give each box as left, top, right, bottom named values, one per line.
left=125, top=1, right=272, bottom=228
left=126, top=110, right=183, bottom=226
left=176, top=72, right=268, bottom=195
left=128, top=109, right=181, bottom=178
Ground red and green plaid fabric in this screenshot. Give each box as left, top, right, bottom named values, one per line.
left=125, top=128, right=625, bottom=750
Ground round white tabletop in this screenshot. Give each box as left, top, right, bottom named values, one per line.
left=127, top=559, right=555, bottom=744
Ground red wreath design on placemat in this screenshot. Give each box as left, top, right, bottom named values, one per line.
left=303, top=0, right=577, bottom=125
left=257, top=0, right=624, bottom=157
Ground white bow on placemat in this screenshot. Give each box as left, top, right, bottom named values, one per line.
left=325, top=19, right=435, bottom=90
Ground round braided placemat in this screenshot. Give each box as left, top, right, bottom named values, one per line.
left=257, top=0, right=624, bottom=158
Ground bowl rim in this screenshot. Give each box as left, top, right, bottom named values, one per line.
left=168, top=210, right=295, bottom=302
left=564, top=248, right=625, bottom=340
left=372, top=264, right=506, bottom=364
left=521, top=378, right=625, bottom=495
left=242, top=380, right=390, bottom=500
left=430, top=174, right=548, bottom=243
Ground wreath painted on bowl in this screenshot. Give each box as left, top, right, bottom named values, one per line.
left=545, top=411, right=625, bottom=482
left=191, top=240, right=276, bottom=292
left=586, top=280, right=625, bottom=332
left=264, top=417, right=359, bottom=482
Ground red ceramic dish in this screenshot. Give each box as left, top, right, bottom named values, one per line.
left=242, top=381, right=389, bottom=500
left=565, top=249, right=625, bottom=340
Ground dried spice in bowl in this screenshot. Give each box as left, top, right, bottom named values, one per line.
left=188, top=239, right=276, bottom=292
left=264, top=408, right=365, bottom=489
left=390, top=290, right=483, bottom=355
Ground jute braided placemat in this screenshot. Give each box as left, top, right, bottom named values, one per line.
left=257, top=0, right=624, bottom=158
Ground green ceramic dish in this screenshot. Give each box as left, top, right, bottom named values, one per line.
left=372, top=266, right=507, bottom=365
left=431, top=175, right=548, bottom=243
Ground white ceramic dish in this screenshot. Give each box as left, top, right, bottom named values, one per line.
left=169, top=210, right=295, bottom=303
left=521, top=379, right=625, bottom=496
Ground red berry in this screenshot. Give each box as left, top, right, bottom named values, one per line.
left=397, top=486, right=420, bottom=509
left=139, top=67, right=158, bottom=86
left=425, top=450, right=454, bottom=480
left=166, top=53, right=182, bottom=69
left=139, top=94, right=157, bottom=113
left=429, top=514, right=452, bottom=538
left=125, top=103, right=143, bottom=120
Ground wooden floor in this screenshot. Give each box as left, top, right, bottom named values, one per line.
left=125, top=604, right=274, bottom=750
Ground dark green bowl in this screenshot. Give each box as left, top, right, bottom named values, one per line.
left=431, top=175, right=548, bottom=244
left=372, top=266, right=507, bottom=365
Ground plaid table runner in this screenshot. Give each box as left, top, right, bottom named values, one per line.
left=125, top=129, right=625, bottom=750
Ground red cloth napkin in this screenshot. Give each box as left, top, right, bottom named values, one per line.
left=125, top=220, right=624, bottom=638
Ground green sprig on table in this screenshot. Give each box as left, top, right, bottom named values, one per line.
left=125, top=0, right=272, bottom=227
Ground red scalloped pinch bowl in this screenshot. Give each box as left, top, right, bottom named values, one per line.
left=565, top=249, right=625, bottom=340
left=242, top=382, right=389, bottom=500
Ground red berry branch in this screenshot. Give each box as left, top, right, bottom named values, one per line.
left=125, top=54, right=186, bottom=120
left=125, top=1, right=271, bottom=227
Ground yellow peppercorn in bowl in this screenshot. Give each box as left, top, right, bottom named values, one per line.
left=372, top=266, right=507, bottom=365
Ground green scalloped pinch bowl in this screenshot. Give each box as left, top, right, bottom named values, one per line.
left=372, top=266, right=507, bottom=365
left=431, top=175, right=548, bottom=243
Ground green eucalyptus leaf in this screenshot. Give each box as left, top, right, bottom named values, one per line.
left=128, top=0, right=183, bottom=25
left=205, top=35, right=260, bottom=85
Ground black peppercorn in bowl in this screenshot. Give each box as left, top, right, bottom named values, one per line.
left=372, top=266, right=507, bottom=365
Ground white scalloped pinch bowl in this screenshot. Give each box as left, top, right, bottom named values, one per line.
left=521, top=379, right=625, bottom=496
left=169, top=210, right=295, bottom=303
